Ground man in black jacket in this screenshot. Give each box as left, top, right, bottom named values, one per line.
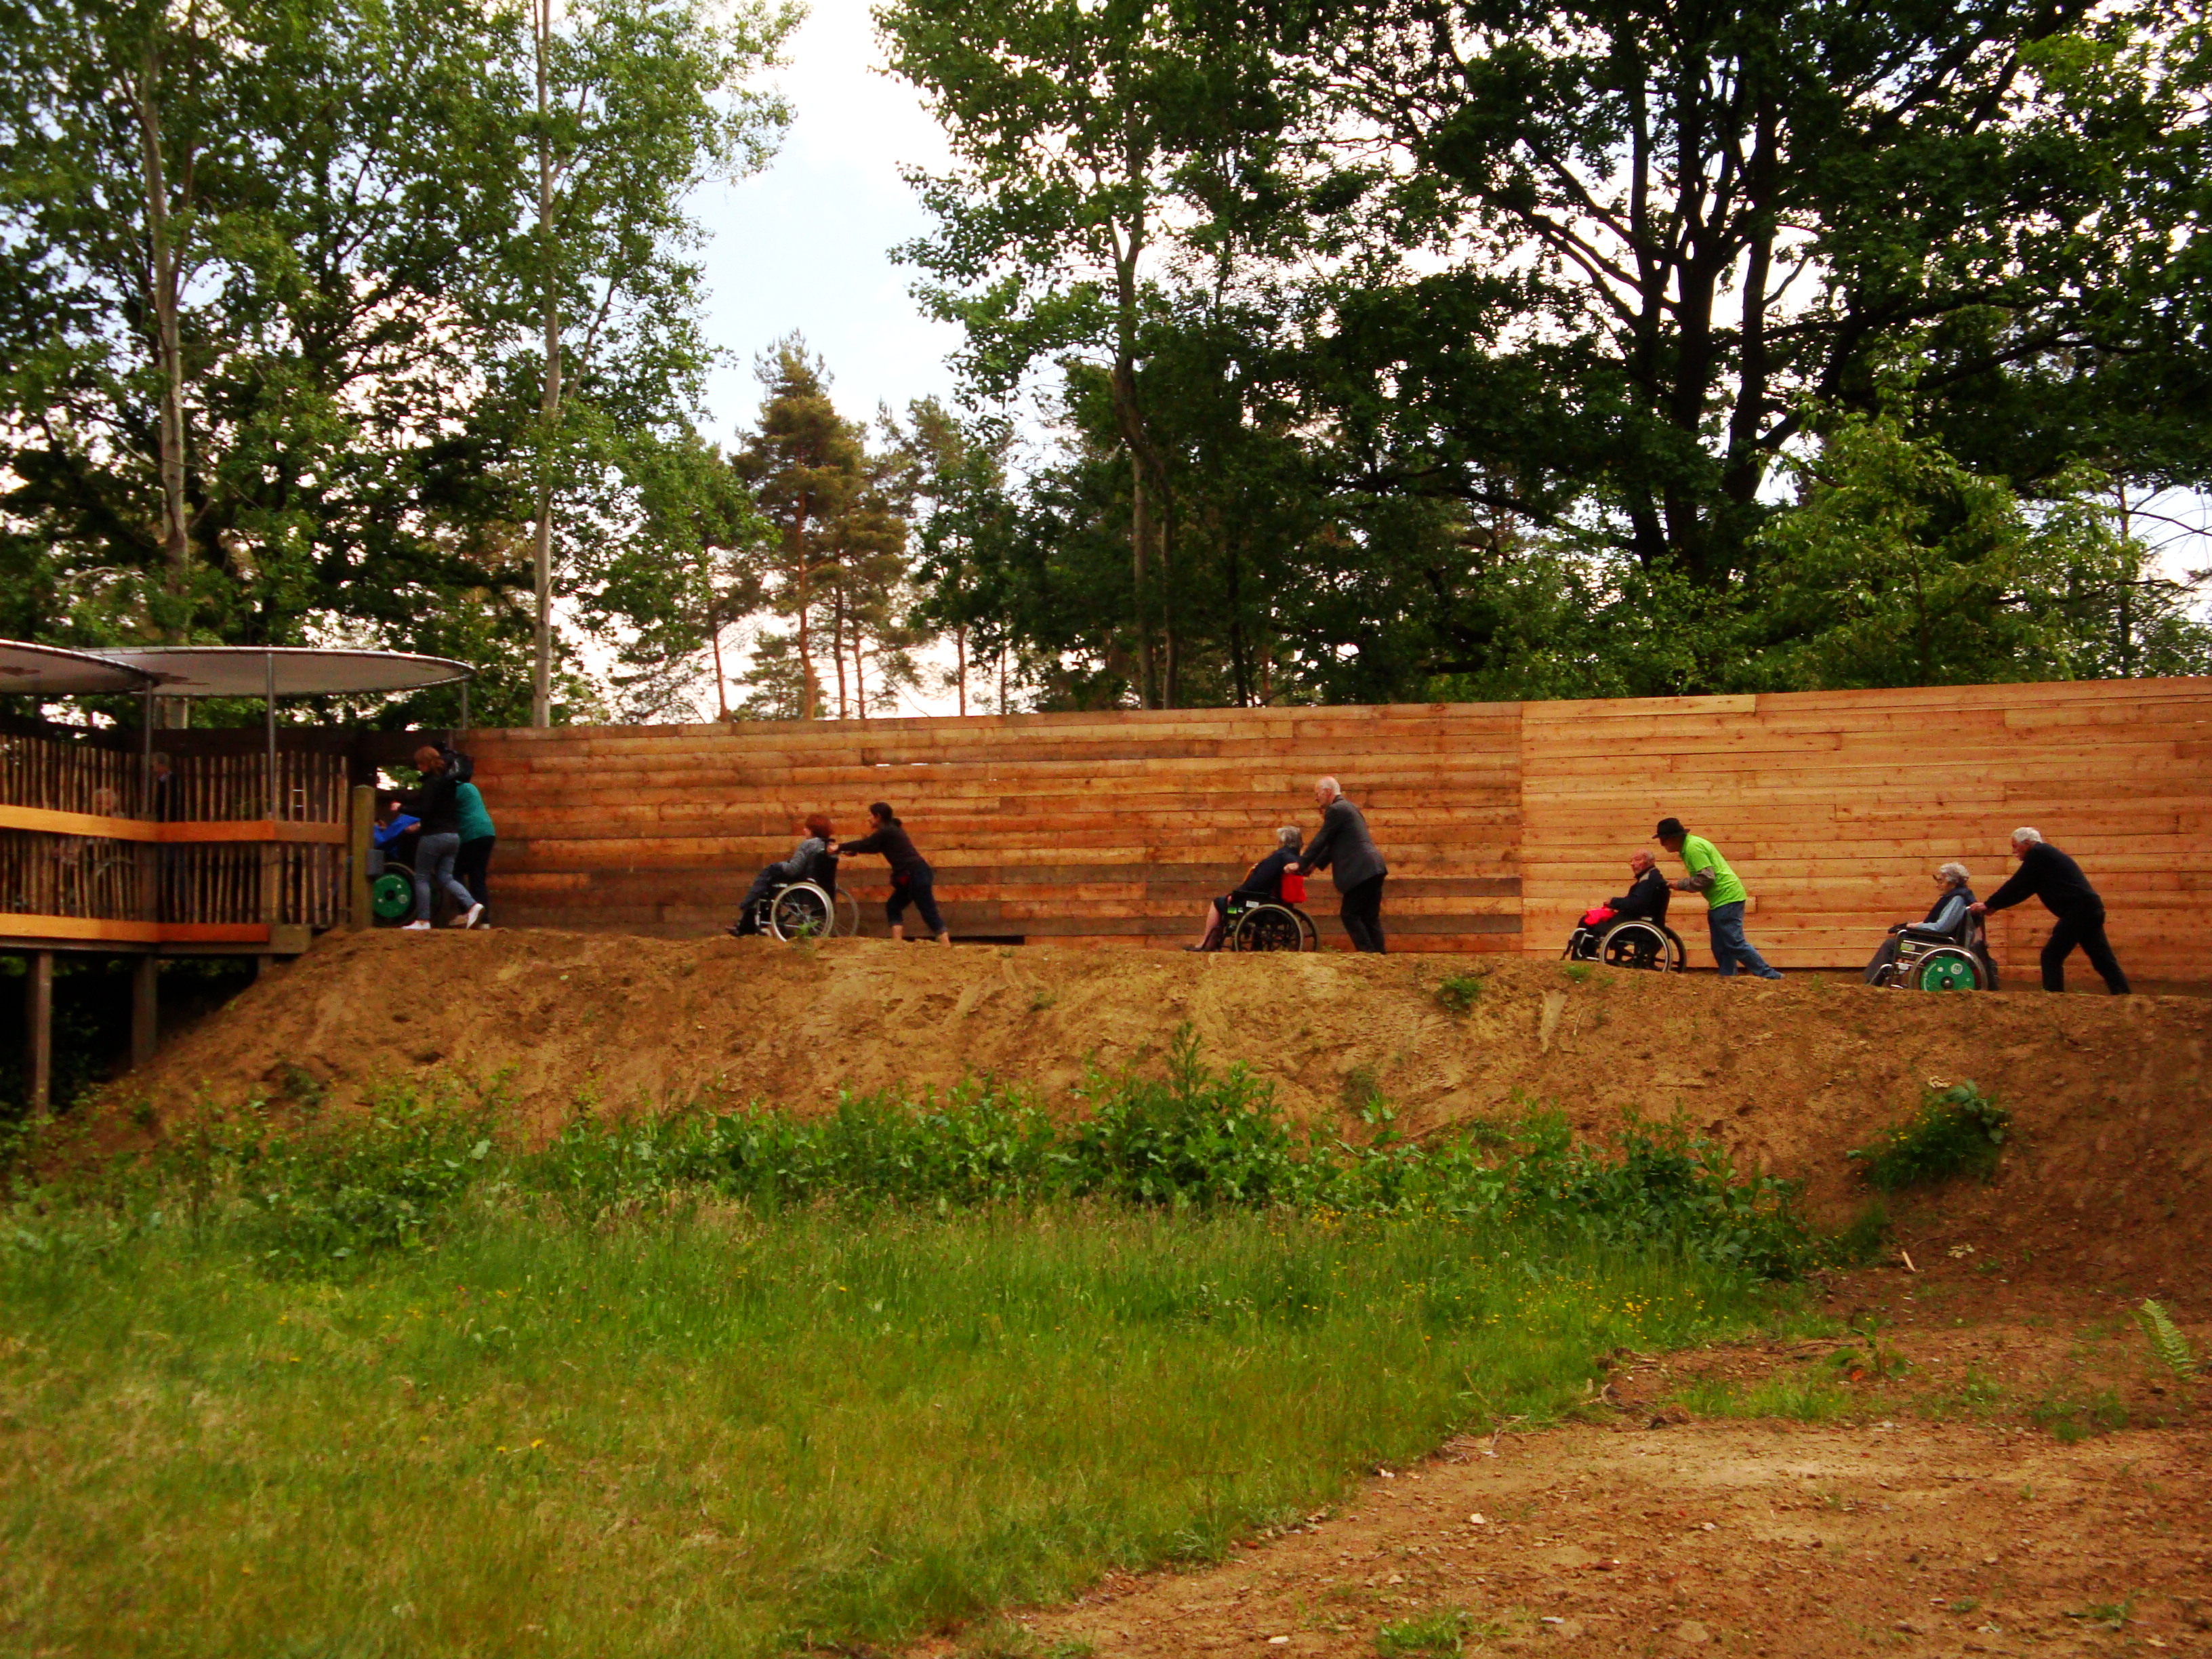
left=1969, top=827, right=2129, bottom=994
left=1298, top=776, right=1388, bottom=953
left=1607, top=850, right=1671, bottom=924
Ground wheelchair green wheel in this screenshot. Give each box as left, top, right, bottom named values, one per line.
left=371, top=870, right=414, bottom=922
left=1915, top=949, right=1981, bottom=991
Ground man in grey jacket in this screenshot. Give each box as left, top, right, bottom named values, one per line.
left=1298, top=776, right=1389, bottom=953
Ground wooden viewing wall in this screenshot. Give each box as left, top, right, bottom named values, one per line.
left=470, top=678, right=2212, bottom=982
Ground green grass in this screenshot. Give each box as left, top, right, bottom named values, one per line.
left=0, top=1040, right=1824, bottom=1656
left=1668, top=1371, right=1856, bottom=1422
left=0, top=1204, right=1783, bottom=1656
left=1376, top=1603, right=1492, bottom=1655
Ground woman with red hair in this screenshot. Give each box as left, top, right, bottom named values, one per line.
left=729, top=815, right=836, bottom=937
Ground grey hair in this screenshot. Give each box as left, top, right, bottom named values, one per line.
left=1314, top=775, right=1341, bottom=799
left=2011, top=826, right=2043, bottom=846
left=1276, top=825, right=1303, bottom=849
left=1938, top=861, right=1971, bottom=886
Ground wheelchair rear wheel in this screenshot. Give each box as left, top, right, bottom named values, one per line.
left=1597, top=918, right=1681, bottom=972
left=1231, top=903, right=1317, bottom=953
left=1914, top=947, right=1984, bottom=991
left=833, top=886, right=860, bottom=938
left=371, top=863, right=415, bottom=925
left=769, top=882, right=834, bottom=941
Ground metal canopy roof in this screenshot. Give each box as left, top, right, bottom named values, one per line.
left=94, top=646, right=472, bottom=697
left=0, top=640, right=156, bottom=695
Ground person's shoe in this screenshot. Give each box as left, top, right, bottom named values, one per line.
left=401, top=920, right=432, bottom=932
left=453, top=903, right=484, bottom=929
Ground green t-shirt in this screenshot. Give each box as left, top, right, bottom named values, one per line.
left=455, top=781, right=495, bottom=843
left=1679, top=834, right=1746, bottom=908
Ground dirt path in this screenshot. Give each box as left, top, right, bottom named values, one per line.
left=941, top=1277, right=2209, bottom=1659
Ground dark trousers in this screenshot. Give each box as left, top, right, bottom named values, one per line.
left=455, top=836, right=495, bottom=912
left=733, top=863, right=784, bottom=934
left=1339, top=874, right=1386, bottom=954
left=2043, top=904, right=2130, bottom=994
left=887, top=865, right=945, bottom=935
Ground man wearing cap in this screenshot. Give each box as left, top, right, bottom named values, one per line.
left=1656, top=817, right=1782, bottom=981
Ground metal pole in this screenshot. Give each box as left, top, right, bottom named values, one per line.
left=140, top=685, right=153, bottom=810
left=264, top=651, right=278, bottom=820
left=460, top=677, right=470, bottom=734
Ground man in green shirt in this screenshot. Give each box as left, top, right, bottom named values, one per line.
left=1656, top=817, right=1782, bottom=980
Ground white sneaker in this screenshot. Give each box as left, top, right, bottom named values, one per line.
left=452, top=903, right=483, bottom=928
left=401, top=920, right=432, bottom=931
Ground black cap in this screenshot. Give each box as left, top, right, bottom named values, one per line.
left=1654, top=817, right=1686, bottom=840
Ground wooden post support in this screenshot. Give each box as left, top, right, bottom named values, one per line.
left=25, top=951, right=53, bottom=1115
left=348, top=783, right=375, bottom=930
left=131, top=954, right=160, bottom=1069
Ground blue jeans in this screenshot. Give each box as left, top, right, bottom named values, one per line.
left=413, top=831, right=474, bottom=920
left=1706, top=900, right=1781, bottom=979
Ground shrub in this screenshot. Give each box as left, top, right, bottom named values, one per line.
left=1847, top=1082, right=2009, bottom=1190
left=17, top=1029, right=1824, bottom=1279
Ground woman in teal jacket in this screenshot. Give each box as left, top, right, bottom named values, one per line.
left=453, top=779, right=496, bottom=927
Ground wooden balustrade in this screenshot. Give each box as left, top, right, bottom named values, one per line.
left=0, top=726, right=352, bottom=948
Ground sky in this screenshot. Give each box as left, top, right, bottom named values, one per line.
left=692, top=0, right=961, bottom=451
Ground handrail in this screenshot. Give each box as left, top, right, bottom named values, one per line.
left=0, top=803, right=347, bottom=844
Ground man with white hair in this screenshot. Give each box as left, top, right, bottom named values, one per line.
left=1297, top=776, right=1389, bottom=952
left=1969, top=828, right=2130, bottom=994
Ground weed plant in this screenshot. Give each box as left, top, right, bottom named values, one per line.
left=1847, top=1082, right=2010, bottom=1191
left=0, top=1036, right=1823, bottom=1657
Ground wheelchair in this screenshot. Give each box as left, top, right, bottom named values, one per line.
left=738, top=853, right=861, bottom=943
left=1561, top=908, right=1687, bottom=972
left=1221, top=892, right=1319, bottom=952
left=1872, top=914, right=1996, bottom=992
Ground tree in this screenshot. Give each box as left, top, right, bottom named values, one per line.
left=0, top=0, right=793, bottom=729
left=733, top=339, right=865, bottom=719
left=1748, top=408, right=2212, bottom=689
left=507, top=0, right=795, bottom=725
left=880, top=0, right=1293, bottom=706
left=1282, top=0, right=2212, bottom=584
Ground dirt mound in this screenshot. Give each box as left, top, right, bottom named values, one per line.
left=123, top=930, right=2212, bottom=1288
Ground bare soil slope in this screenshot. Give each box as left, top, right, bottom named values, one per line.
left=969, top=1276, right=2212, bottom=1659
left=125, top=930, right=2212, bottom=1288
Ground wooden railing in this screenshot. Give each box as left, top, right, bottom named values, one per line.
left=0, top=726, right=354, bottom=947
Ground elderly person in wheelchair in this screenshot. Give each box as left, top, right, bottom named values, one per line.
left=1864, top=861, right=1998, bottom=990
left=729, top=815, right=839, bottom=939
left=1187, top=826, right=1313, bottom=952
left=1563, top=848, right=1687, bottom=970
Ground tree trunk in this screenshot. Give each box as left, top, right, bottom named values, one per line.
left=832, top=584, right=848, bottom=719
left=955, top=626, right=966, bottom=717
left=792, top=501, right=814, bottom=720
left=131, top=45, right=190, bottom=643
left=710, top=606, right=729, bottom=720
left=855, top=630, right=867, bottom=722
left=530, top=0, right=560, bottom=729
left=1126, top=444, right=1153, bottom=708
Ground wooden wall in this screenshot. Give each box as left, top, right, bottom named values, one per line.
left=1519, top=680, right=2212, bottom=981
left=466, top=678, right=2212, bottom=978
